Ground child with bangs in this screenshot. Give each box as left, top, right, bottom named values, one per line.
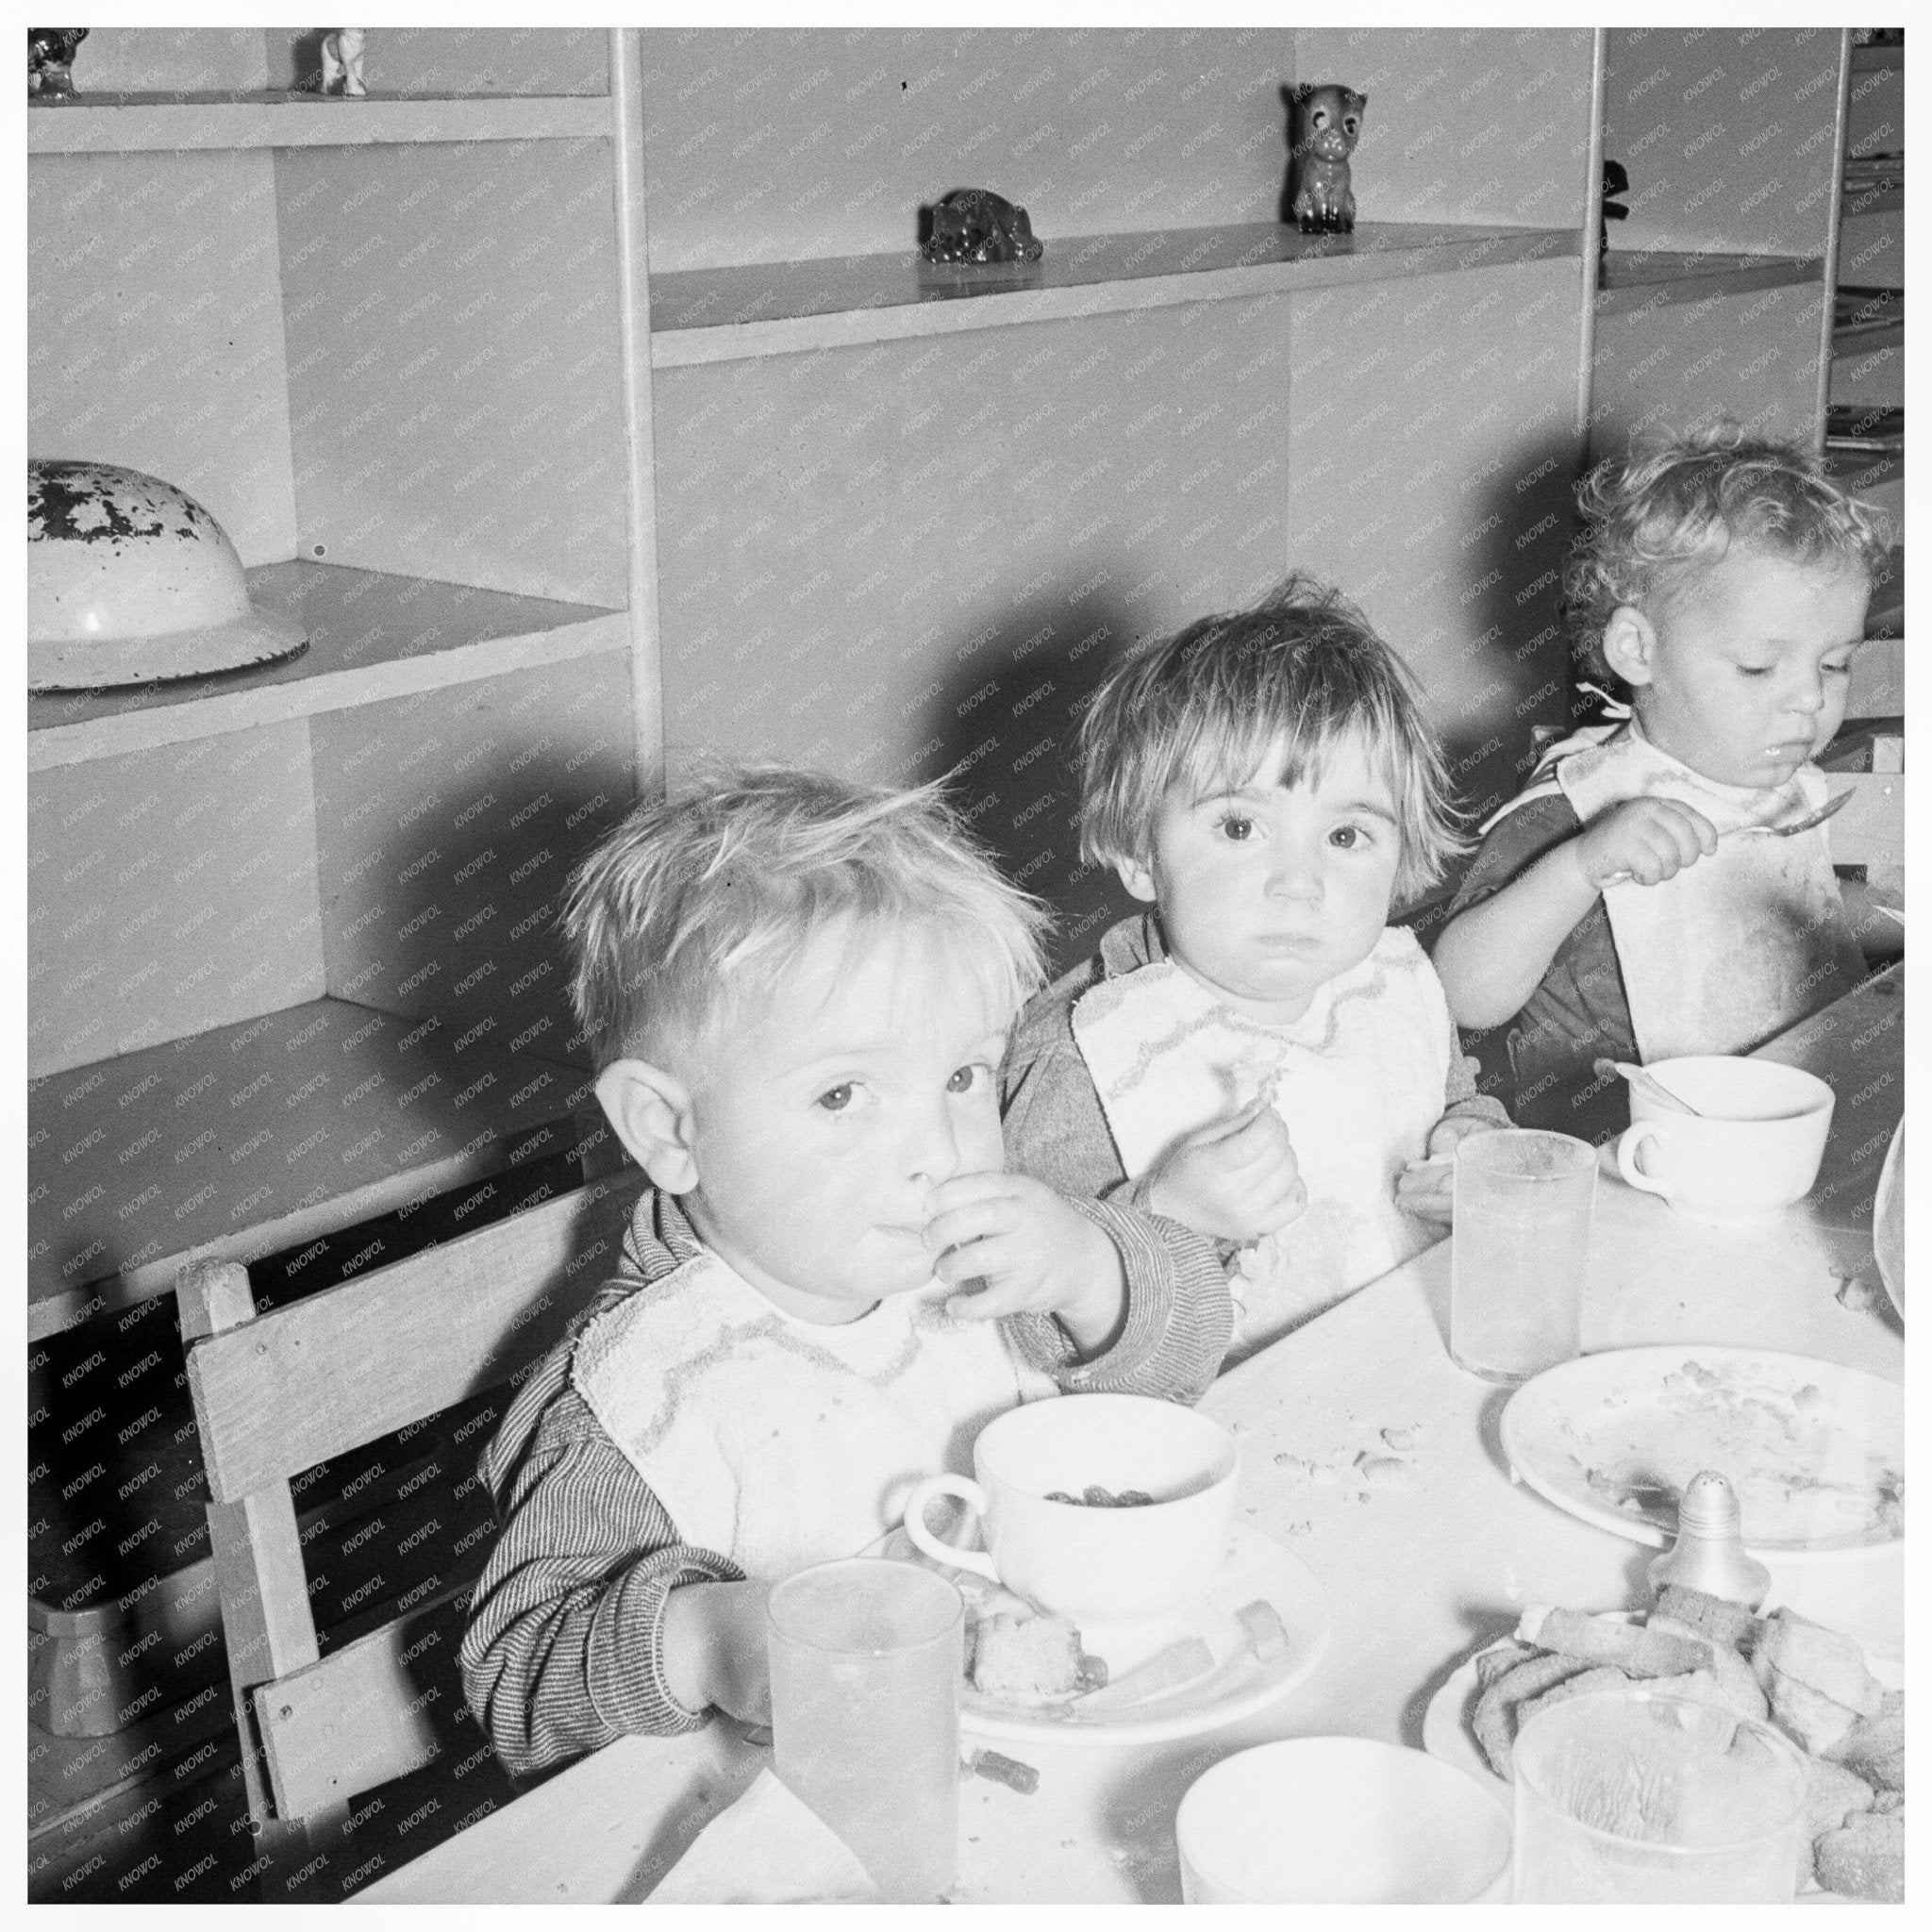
left=1433, top=425, right=1889, bottom=1143
left=462, top=763, right=1232, bottom=1773
left=1003, top=575, right=1510, bottom=1362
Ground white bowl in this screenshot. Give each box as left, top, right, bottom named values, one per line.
left=1175, top=1737, right=1512, bottom=1903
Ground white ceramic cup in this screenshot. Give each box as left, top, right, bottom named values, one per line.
left=1175, top=1738, right=1512, bottom=1903
left=901, top=1392, right=1238, bottom=1624
left=1615, top=1057, right=1835, bottom=1224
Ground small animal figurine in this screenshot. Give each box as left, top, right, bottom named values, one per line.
left=1600, top=158, right=1631, bottom=258
left=921, top=188, right=1044, bottom=265
left=27, top=27, right=88, bottom=97
left=318, top=26, right=366, bottom=97
left=1284, top=82, right=1366, bottom=235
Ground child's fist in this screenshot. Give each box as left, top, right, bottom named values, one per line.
left=1394, top=1114, right=1503, bottom=1224
left=661, top=1578, right=774, bottom=1724
left=1574, top=796, right=1718, bottom=891
left=923, top=1172, right=1126, bottom=1355
left=1144, top=1089, right=1306, bottom=1243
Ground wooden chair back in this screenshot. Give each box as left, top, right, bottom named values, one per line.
left=177, top=1172, right=636, bottom=1835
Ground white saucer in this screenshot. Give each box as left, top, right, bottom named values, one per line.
left=888, top=1523, right=1330, bottom=1746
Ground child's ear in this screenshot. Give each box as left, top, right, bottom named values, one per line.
left=595, top=1059, right=701, bottom=1194
left=1601, top=604, right=1658, bottom=688
left=1112, top=853, right=1159, bottom=905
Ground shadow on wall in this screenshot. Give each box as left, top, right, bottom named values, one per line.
left=918, top=580, right=1143, bottom=981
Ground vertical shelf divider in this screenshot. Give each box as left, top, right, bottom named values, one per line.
left=610, top=25, right=664, bottom=795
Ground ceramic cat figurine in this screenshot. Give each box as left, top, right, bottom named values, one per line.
left=1285, top=83, right=1366, bottom=235
left=319, top=26, right=367, bottom=97
left=921, top=188, right=1043, bottom=265
left=27, top=27, right=88, bottom=96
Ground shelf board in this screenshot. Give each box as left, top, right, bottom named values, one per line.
left=1841, top=183, right=1904, bottom=218
left=1850, top=42, right=1903, bottom=75
left=28, top=560, right=626, bottom=772
left=649, top=221, right=1583, bottom=367
left=27, top=91, right=609, bottom=154
left=1594, top=250, right=1824, bottom=316
left=28, top=996, right=596, bottom=1341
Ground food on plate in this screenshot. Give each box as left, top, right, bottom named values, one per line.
left=1802, top=1756, right=1876, bottom=1841
left=1555, top=1355, right=1907, bottom=1546
left=1457, top=1587, right=1905, bottom=1899
left=1238, top=1599, right=1290, bottom=1662
left=1826, top=1690, right=1905, bottom=1790
left=968, top=1612, right=1107, bottom=1702
left=1813, top=1811, right=1905, bottom=1903
left=1654, top=1580, right=1762, bottom=1649
left=1756, top=1607, right=1887, bottom=1717
left=1472, top=1651, right=1599, bottom=1776
left=1073, top=1636, right=1214, bottom=1714
left=1514, top=1604, right=1710, bottom=1677
left=1042, top=1486, right=1156, bottom=1507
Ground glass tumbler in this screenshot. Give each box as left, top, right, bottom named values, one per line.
left=1512, top=1688, right=1808, bottom=1903
left=1449, top=1127, right=1597, bottom=1382
left=766, top=1557, right=963, bottom=1903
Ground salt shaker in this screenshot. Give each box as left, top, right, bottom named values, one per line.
left=1647, top=1469, right=1771, bottom=1607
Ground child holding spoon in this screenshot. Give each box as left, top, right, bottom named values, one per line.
left=1001, top=575, right=1509, bottom=1364
left=1433, top=425, right=1890, bottom=1143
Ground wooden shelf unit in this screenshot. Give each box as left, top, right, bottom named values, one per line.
left=29, top=563, right=626, bottom=772
left=26, top=90, right=608, bottom=152
left=649, top=221, right=1581, bottom=366
left=1594, top=251, right=1824, bottom=315
left=27, top=997, right=593, bottom=1341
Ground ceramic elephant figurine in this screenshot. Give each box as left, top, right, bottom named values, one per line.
left=921, top=188, right=1043, bottom=265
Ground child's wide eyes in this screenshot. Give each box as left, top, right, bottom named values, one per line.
left=817, top=1083, right=855, bottom=1112
left=946, top=1063, right=990, bottom=1096
left=1216, top=813, right=1256, bottom=842
left=1329, top=824, right=1364, bottom=849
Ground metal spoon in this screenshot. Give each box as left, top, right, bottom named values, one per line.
left=1595, top=1057, right=1703, bottom=1116
left=1599, top=790, right=1855, bottom=886
left=1731, top=788, right=1856, bottom=840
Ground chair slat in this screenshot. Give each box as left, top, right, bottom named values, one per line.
left=188, top=1176, right=634, bottom=1505
left=256, top=1592, right=466, bottom=1819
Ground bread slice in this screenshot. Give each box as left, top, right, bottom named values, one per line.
left=1825, top=1689, right=1905, bottom=1791
left=1757, top=1609, right=1886, bottom=1717
left=1768, top=1670, right=1860, bottom=1757
left=1653, top=1583, right=1764, bottom=1653
left=970, top=1613, right=1089, bottom=1701
left=1801, top=1756, right=1875, bottom=1844
left=1814, top=1811, right=1905, bottom=1902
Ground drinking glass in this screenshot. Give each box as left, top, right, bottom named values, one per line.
left=766, top=1558, right=963, bottom=1903
left=1512, top=1688, right=1808, bottom=1903
left=1449, top=1127, right=1597, bottom=1382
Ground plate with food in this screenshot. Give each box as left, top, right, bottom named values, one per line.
left=1872, top=1124, right=1904, bottom=1319
left=1499, top=1347, right=1904, bottom=1556
left=1421, top=1586, right=1905, bottom=1903
left=882, top=1523, right=1330, bottom=1746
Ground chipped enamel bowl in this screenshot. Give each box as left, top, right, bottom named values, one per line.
left=28, top=458, right=306, bottom=690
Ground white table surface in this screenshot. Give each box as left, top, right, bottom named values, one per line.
left=358, top=967, right=1905, bottom=1906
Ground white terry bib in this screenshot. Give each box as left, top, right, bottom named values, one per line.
left=1531, top=727, right=1863, bottom=1062
left=573, top=1249, right=1055, bottom=1580
left=1072, top=926, right=1452, bottom=1355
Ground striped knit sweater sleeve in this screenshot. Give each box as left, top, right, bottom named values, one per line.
left=458, top=1192, right=1232, bottom=1776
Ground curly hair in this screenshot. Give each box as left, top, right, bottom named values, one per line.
left=1075, top=574, right=1466, bottom=908
left=561, top=759, right=1052, bottom=1069
left=1563, top=423, right=1891, bottom=679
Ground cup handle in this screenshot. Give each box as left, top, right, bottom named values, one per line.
left=1617, top=1121, right=1670, bottom=1197
left=902, top=1474, right=1000, bottom=1584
